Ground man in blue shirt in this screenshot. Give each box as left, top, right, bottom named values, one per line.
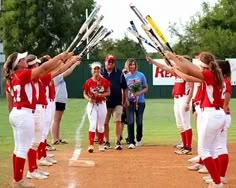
left=101, top=54, right=128, bottom=150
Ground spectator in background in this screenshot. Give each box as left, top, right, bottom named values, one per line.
left=51, top=58, right=79, bottom=145
left=101, top=54, right=128, bottom=150
left=124, top=58, right=148, bottom=149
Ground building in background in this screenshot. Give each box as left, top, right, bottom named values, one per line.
left=0, top=43, right=5, bottom=96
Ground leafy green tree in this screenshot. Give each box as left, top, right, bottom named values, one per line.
left=93, top=35, right=147, bottom=60
left=170, top=0, right=236, bottom=58
left=0, top=0, right=95, bottom=56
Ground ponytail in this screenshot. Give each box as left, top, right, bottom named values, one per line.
left=210, top=60, right=224, bottom=89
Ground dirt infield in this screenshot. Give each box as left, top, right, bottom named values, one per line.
left=6, top=143, right=236, bottom=188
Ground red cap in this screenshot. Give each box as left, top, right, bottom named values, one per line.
left=105, top=54, right=115, bottom=62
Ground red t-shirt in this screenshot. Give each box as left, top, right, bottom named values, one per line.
left=10, top=69, right=37, bottom=109
left=221, top=77, right=232, bottom=114
left=200, top=70, right=222, bottom=108
left=83, top=76, right=110, bottom=102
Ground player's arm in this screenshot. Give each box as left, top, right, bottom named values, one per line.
left=174, top=68, right=202, bottom=82
left=62, top=57, right=81, bottom=78
left=6, top=92, right=13, bottom=112
left=146, top=56, right=174, bottom=74
left=31, top=52, right=73, bottom=80
left=184, top=82, right=194, bottom=112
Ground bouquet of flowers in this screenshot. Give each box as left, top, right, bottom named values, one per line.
left=129, top=80, right=141, bottom=109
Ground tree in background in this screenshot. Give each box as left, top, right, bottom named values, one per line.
left=170, top=0, right=236, bottom=58
left=0, top=0, right=95, bottom=56
left=93, top=35, right=147, bottom=60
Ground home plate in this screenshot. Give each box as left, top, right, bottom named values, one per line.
left=68, top=159, right=95, bottom=167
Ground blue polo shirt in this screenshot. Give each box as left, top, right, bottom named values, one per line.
left=101, top=68, right=127, bottom=108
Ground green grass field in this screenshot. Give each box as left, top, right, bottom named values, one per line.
left=0, top=98, right=236, bottom=186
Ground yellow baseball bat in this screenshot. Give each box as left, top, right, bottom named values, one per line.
left=146, top=15, right=174, bottom=52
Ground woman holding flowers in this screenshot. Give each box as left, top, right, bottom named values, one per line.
left=124, top=58, right=148, bottom=149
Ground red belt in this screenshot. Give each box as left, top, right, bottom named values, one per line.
left=16, top=106, right=35, bottom=113
left=201, top=107, right=220, bottom=111
left=174, top=95, right=184, bottom=98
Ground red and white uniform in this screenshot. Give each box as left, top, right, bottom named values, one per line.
left=40, top=73, right=55, bottom=141
left=172, top=75, right=192, bottom=150
left=216, top=77, right=232, bottom=156
left=83, top=76, right=110, bottom=145
left=9, top=69, right=36, bottom=159
left=198, top=70, right=226, bottom=185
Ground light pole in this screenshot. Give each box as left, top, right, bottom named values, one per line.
left=85, top=8, right=89, bottom=60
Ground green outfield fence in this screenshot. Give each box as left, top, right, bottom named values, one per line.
left=65, top=59, right=236, bottom=98
left=0, top=59, right=236, bottom=98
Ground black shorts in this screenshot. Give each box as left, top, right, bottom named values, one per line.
left=55, top=102, right=66, bottom=111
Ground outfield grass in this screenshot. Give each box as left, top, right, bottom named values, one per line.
left=0, top=98, right=236, bottom=186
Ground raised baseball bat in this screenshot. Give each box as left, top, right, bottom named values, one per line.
left=74, top=25, right=105, bottom=53
left=80, top=30, right=113, bottom=58
left=127, top=27, right=157, bottom=50
left=66, top=5, right=101, bottom=52
left=73, top=15, right=104, bottom=52
left=129, top=4, right=165, bottom=50
left=141, top=24, right=172, bottom=66
left=129, top=21, right=146, bottom=55
left=146, top=15, right=174, bottom=52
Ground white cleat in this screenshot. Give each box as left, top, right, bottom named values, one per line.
left=135, top=141, right=142, bottom=147
left=188, top=155, right=200, bottom=163
left=208, top=182, right=223, bottom=188
left=187, top=163, right=203, bottom=171
left=46, top=153, right=55, bottom=158
left=198, top=165, right=208, bottom=174
left=88, top=145, right=94, bottom=153
left=36, top=168, right=50, bottom=176
left=26, top=170, right=48, bottom=179
left=38, top=157, right=53, bottom=166
left=99, top=145, right=105, bottom=152
left=46, top=157, right=57, bottom=164
left=128, top=144, right=135, bottom=149
left=13, top=179, right=35, bottom=188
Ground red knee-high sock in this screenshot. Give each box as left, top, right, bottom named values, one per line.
left=185, top=129, right=192, bottom=150
left=14, top=156, right=26, bottom=182
left=180, top=131, right=186, bottom=147
left=37, top=142, right=44, bottom=160
left=27, top=148, right=37, bottom=172
left=218, top=154, right=229, bottom=177
left=198, top=157, right=203, bottom=164
left=42, top=140, right=47, bottom=158
left=13, top=153, right=16, bottom=177
left=203, top=157, right=221, bottom=184
left=97, top=132, right=104, bottom=145
left=88, top=131, right=95, bottom=145
left=214, top=157, right=220, bottom=172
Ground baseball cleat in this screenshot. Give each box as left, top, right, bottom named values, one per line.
left=88, top=145, right=94, bottom=153
left=13, top=179, right=35, bottom=188
left=98, top=145, right=105, bottom=152
left=115, top=141, right=122, bottom=150
left=26, top=170, right=48, bottom=179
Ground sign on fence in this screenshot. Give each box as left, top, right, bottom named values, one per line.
left=153, top=59, right=236, bottom=86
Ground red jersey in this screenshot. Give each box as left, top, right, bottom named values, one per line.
left=83, top=76, right=110, bottom=102
left=33, top=76, right=48, bottom=106
left=200, top=69, right=222, bottom=108
left=40, top=73, right=55, bottom=101
left=193, top=82, right=202, bottom=102
left=10, top=69, right=37, bottom=109
left=221, top=77, right=232, bottom=114
left=172, top=75, right=189, bottom=96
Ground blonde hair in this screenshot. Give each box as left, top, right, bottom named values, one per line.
left=200, top=52, right=224, bottom=88
left=124, top=58, right=138, bottom=72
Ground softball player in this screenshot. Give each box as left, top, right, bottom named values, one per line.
left=83, top=62, right=110, bottom=153
left=203, top=60, right=232, bottom=184
left=165, top=51, right=226, bottom=188
left=3, top=51, right=70, bottom=188
left=146, top=56, right=193, bottom=154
